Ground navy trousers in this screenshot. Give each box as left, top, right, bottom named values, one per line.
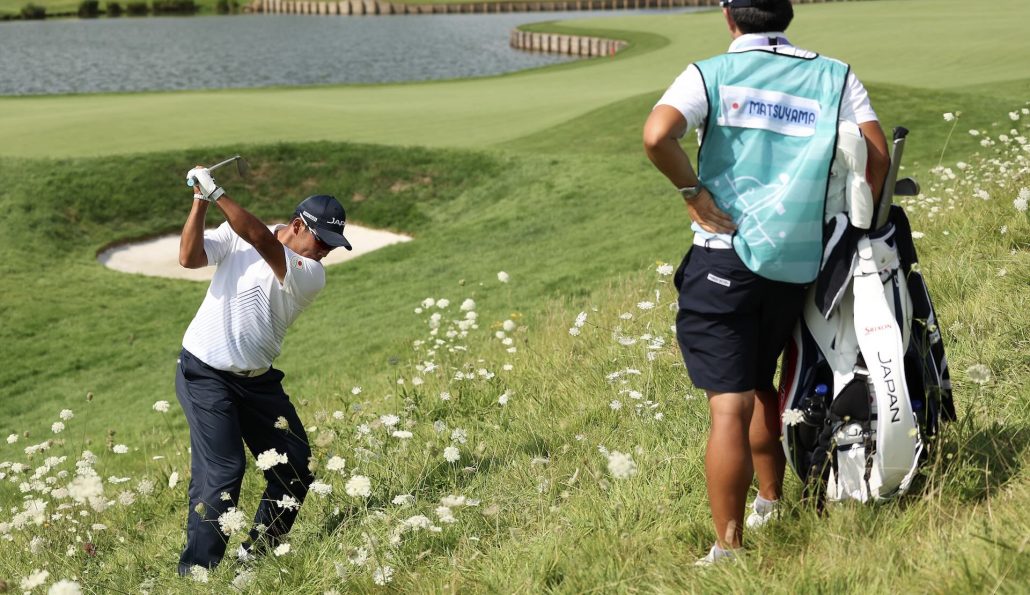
left=174, top=348, right=314, bottom=575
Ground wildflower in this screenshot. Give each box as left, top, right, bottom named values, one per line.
left=68, top=474, right=103, bottom=503
left=911, top=231, right=925, bottom=239
left=460, top=298, right=476, bottom=311
left=568, top=327, right=581, bottom=336
left=393, top=494, right=415, bottom=506
left=637, top=301, right=655, bottom=310
left=436, top=506, right=457, bottom=523
left=966, top=364, right=992, bottom=385
left=309, top=480, right=332, bottom=496
left=1010, top=111, right=1021, bottom=121
left=422, top=297, right=435, bottom=309
left=273, top=543, right=291, bottom=557
left=351, top=386, right=362, bottom=395
left=372, top=565, right=394, bottom=586
left=610, top=400, right=622, bottom=411
left=348, top=547, right=370, bottom=566
left=52, top=422, right=65, bottom=434
left=1015, top=193, right=1028, bottom=213
left=942, top=112, right=955, bottom=122
left=437, top=298, right=450, bottom=309
left=969, top=129, right=980, bottom=136
left=451, top=428, right=468, bottom=444
left=21, top=570, right=49, bottom=592
left=137, top=478, right=155, bottom=495
left=231, top=571, right=255, bottom=591
left=444, top=446, right=460, bottom=463
left=1000, top=226, right=1008, bottom=234
left=380, top=414, right=400, bottom=427
left=112, top=444, right=129, bottom=454
left=345, top=475, right=371, bottom=498
left=607, top=451, right=638, bottom=480
left=392, top=430, right=413, bottom=439
left=439, top=391, right=452, bottom=401
left=59, top=409, right=74, bottom=421
left=503, top=319, right=517, bottom=332
left=656, top=263, right=674, bottom=276
left=255, top=449, right=288, bottom=470
left=218, top=507, right=247, bottom=536
left=781, top=409, right=805, bottom=426
left=6, top=434, right=17, bottom=444
left=152, top=400, right=170, bottom=413
left=118, top=490, right=136, bottom=506
left=47, top=580, right=82, bottom=595
left=411, top=377, right=423, bottom=387
left=498, top=391, right=511, bottom=406
left=274, top=416, right=290, bottom=430
left=497, top=271, right=510, bottom=283
left=503, top=363, right=514, bottom=371
left=189, top=566, right=209, bottom=583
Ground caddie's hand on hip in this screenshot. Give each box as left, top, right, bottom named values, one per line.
left=186, top=165, right=224, bottom=202
left=686, top=189, right=736, bottom=234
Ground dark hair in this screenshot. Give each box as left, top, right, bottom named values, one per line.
left=731, top=0, right=794, bottom=34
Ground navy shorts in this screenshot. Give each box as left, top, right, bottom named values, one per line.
left=674, top=245, right=808, bottom=393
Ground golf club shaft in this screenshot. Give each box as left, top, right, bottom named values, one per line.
left=187, top=155, right=241, bottom=187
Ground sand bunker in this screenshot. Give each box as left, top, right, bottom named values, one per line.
left=98, top=224, right=412, bottom=281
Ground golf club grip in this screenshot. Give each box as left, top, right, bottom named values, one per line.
left=873, top=129, right=908, bottom=230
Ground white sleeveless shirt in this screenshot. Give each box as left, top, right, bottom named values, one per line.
left=182, top=222, right=325, bottom=373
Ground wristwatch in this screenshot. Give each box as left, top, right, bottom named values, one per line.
left=678, top=185, right=703, bottom=201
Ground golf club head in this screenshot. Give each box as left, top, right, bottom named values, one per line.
left=894, top=177, right=920, bottom=196
left=235, top=157, right=250, bottom=179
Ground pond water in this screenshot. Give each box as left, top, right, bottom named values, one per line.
left=0, top=10, right=698, bottom=95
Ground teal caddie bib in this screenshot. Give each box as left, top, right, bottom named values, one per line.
left=695, top=50, right=849, bottom=283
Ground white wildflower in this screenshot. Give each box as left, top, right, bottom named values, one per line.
left=450, top=428, right=468, bottom=444
left=392, top=430, right=413, bottom=439
left=218, top=507, right=247, bottom=536
left=436, top=298, right=450, bottom=309
left=966, top=364, right=992, bottom=385
left=498, top=390, right=510, bottom=406
left=112, top=444, right=129, bottom=454
left=345, top=475, right=371, bottom=498
left=443, top=446, right=460, bottom=463
left=6, top=434, right=17, bottom=444
left=309, top=480, right=332, bottom=496
left=21, top=570, right=49, bottom=592
left=275, top=495, right=300, bottom=511
left=636, top=301, right=655, bottom=310
left=47, top=579, right=82, bottom=595
left=372, top=565, right=394, bottom=586
left=326, top=456, right=346, bottom=473
left=568, top=327, right=581, bottom=336
left=656, top=263, right=674, bottom=276
left=609, top=400, right=622, bottom=411
left=273, top=543, right=291, bottom=557
left=256, top=449, right=288, bottom=470
left=380, top=414, right=400, bottom=427
left=189, top=566, right=209, bottom=583
left=460, top=298, right=476, bottom=311
left=607, top=451, right=638, bottom=480
left=497, top=271, right=510, bottom=283
left=152, top=400, right=170, bottom=413
left=392, top=494, right=415, bottom=506
left=59, top=409, right=74, bottom=421
left=781, top=409, right=805, bottom=427
left=51, top=422, right=65, bottom=434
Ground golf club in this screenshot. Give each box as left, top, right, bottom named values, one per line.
left=186, top=155, right=250, bottom=187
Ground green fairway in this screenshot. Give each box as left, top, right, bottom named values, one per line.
left=1, top=0, right=1029, bottom=591
left=2, top=0, right=1029, bottom=158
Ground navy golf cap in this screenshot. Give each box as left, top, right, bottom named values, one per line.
left=295, top=194, right=353, bottom=251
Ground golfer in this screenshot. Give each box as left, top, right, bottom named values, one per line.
left=642, top=0, right=888, bottom=564
left=174, top=166, right=351, bottom=574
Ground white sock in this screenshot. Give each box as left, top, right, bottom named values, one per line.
left=754, top=495, right=779, bottom=515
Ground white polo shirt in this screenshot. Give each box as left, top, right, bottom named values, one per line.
left=656, top=33, right=879, bottom=244
left=182, top=222, right=325, bottom=373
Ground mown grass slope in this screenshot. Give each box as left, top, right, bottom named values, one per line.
left=2, top=0, right=1029, bottom=158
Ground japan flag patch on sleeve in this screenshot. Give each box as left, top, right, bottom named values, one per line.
left=717, top=85, right=821, bottom=137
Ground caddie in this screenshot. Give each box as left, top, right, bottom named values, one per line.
left=174, top=166, right=352, bottom=575
left=642, top=0, right=889, bottom=564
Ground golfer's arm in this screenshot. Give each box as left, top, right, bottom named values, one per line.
left=643, top=106, right=700, bottom=188
left=179, top=199, right=209, bottom=269
left=214, top=195, right=288, bottom=282
left=860, top=120, right=890, bottom=202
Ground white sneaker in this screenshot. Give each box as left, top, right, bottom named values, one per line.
left=694, top=545, right=739, bottom=567
left=745, top=498, right=780, bottom=529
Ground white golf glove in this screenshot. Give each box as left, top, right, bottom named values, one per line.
left=186, top=167, right=225, bottom=202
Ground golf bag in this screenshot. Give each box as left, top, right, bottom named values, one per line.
left=778, top=126, right=957, bottom=503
